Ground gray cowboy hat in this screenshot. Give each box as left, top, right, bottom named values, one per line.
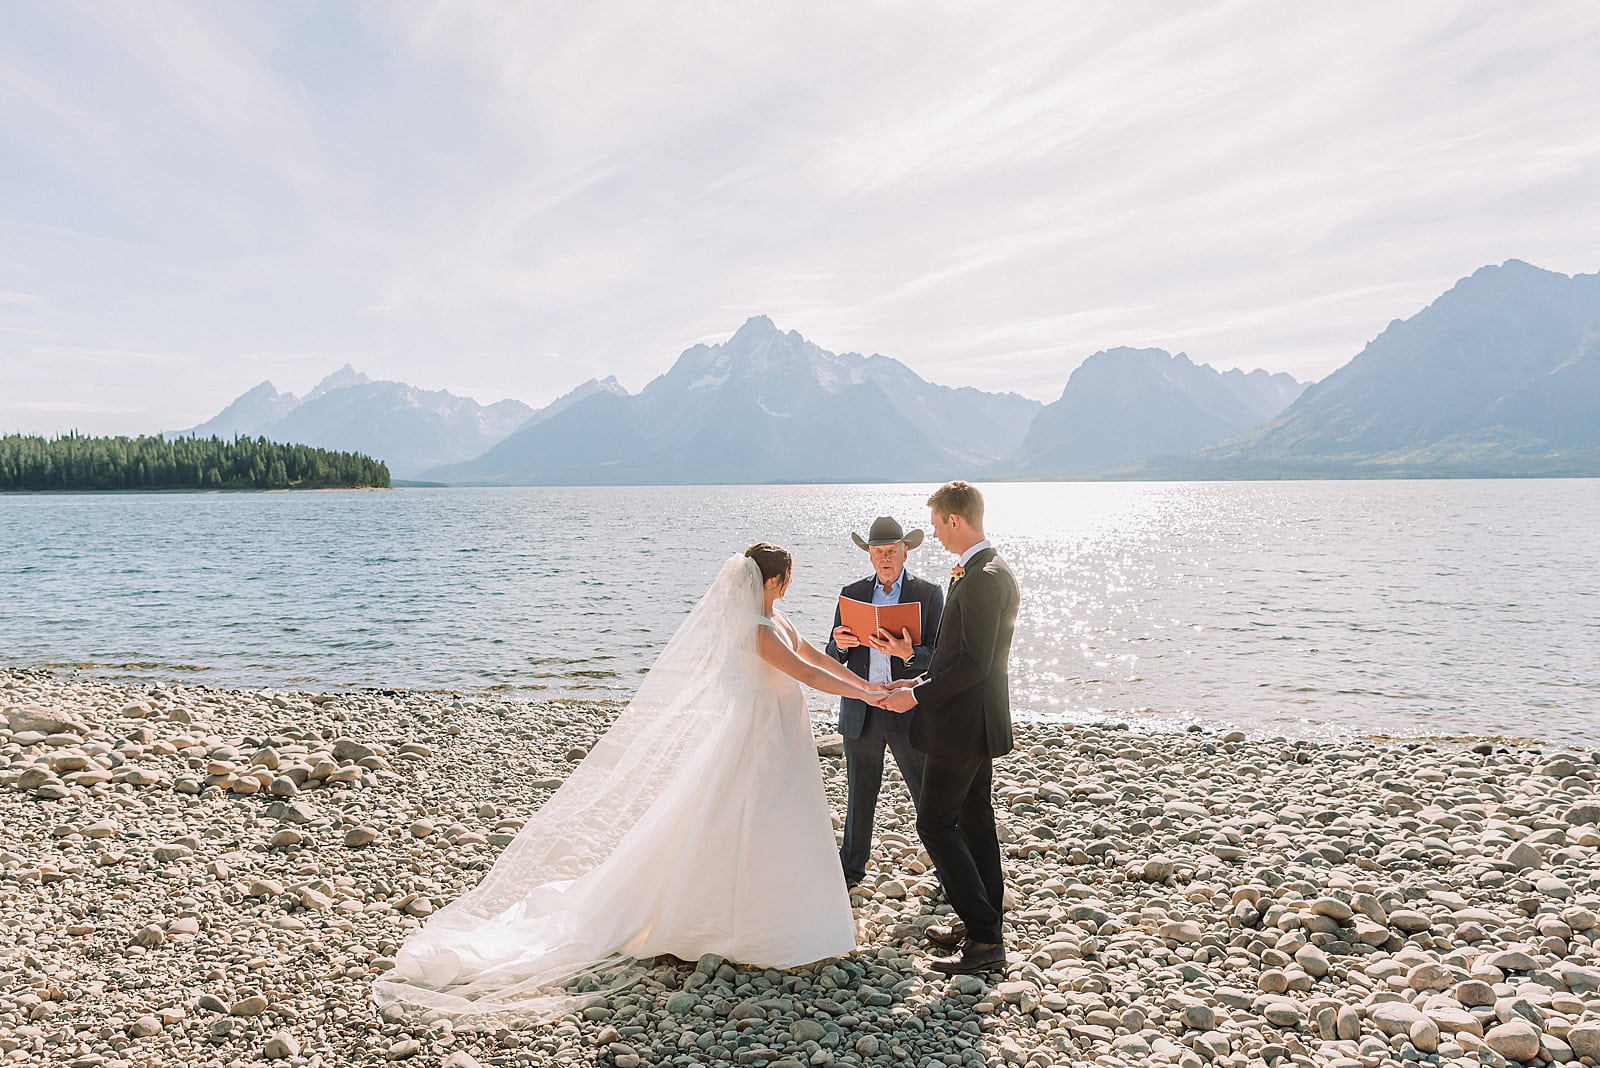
left=851, top=515, right=925, bottom=552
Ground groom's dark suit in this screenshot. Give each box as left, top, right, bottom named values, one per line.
left=909, top=546, right=1018, bottom=947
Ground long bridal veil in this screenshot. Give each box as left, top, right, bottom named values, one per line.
left=373, top=554, right=767, bottom=1022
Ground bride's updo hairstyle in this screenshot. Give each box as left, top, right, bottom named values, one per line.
left=744, top=542, right=792, bottom=588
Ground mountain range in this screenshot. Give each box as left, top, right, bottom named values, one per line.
left=1016, top=347, right=1306, bottom=477
left=176, top=258, right=1598, bottom=482
left=1172, top=259, right=1600, bottom=477
left=424, top=316, right=1046, bottom=484
left=177, top=366, right=543, bottom=478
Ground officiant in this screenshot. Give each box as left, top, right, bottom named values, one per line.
left=825, top=516, right=944, bottom=888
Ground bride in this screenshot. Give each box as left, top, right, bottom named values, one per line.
left=374, top=543, right=888, bottom=1022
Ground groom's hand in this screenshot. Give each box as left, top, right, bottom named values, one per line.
left=832, top=625, right=861, bottom=650
left=881, top=687, right=917, bottom=713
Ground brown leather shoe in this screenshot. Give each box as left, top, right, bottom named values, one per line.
left=924, top=920, right=966, bottom=949
left=930, top=940, right=1006, bottom=975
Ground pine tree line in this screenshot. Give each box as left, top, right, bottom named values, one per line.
left=0, top=433, right=390, bottom=491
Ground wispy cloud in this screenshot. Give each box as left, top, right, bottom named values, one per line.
left=7, top=400, right=143, bottom=415
left=90, top=0, right=338, bottom=210
left=1, top=0, right=1597, bottom=434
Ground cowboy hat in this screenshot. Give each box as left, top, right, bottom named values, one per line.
left=850, top=515, right=924, bottom=552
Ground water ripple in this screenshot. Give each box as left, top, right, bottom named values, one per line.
left=1, top=481, right=1597, bottom=744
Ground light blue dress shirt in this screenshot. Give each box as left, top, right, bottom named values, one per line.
left=867, top=569, right=905, bottom=684
left=958, top=539, right=992, bottom=568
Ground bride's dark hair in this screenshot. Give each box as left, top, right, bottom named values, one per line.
left=744, top=542, right=792, bottom=585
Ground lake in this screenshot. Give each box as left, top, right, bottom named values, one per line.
left=1, top=480, right=1596, bottom=744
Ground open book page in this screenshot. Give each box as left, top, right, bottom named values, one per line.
left=837, top=596, right=921, bottom=646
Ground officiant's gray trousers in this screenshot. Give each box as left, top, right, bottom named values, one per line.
left=840, top=709, right=926, bottom=884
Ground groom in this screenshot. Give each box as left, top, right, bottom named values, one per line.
left=880, top=480, right=1018, bottom=974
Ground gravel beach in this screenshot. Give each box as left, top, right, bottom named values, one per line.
left=5, top=665, right=1600, bottom=1068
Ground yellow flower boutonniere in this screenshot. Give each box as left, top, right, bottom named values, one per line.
left=950, top=565, right=966, bottom=583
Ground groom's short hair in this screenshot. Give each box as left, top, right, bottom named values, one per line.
left=928, top=481, right=983, bottom=527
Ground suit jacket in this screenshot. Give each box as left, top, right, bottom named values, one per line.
left=825, top=571, right=944, bottom=739
left=910, top=547, right=1018, bottom=760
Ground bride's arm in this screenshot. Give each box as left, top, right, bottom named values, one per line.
left=792, top=630, right=872, bottom=688
left=758, top=627, right=877, bottom=702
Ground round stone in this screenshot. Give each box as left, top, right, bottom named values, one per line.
left=1388, top=909, right=1432, bottom=933
left=264, top=1032, right=301, bottom=1059
left=1293, top=944, right=1330, bottom=978
left=1568, top=1022, right=1600, bottom=1060
left=1483, top=1020, right=1541, bottom=1061
left=1483, top=949, right=1538, bottom=972
left=230, top=994, right=269, bottom=1016
left=791, top=1019, right=827, bottom=1043
left=1367, top=1001, right=1426, bottom=1037
left=1406, top=962, right=1453, bottom=990
left=1409, top=1016, right=1440, bottom=1053
left=1453, top=979, right=1497, bottom=1007
left=132, top=923, right=165, bottom=947
left=1309, top=897, right=1353, bottom=922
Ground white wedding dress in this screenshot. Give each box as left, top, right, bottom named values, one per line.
left=373, top=555, right=856, bottom=1022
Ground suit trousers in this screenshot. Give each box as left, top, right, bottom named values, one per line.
left=915, top=753, right=1004, bottom=944
left=839, top=707, right=926, bottom=884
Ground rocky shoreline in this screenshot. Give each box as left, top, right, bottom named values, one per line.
left=4, top=666, right=1600, bottom=1068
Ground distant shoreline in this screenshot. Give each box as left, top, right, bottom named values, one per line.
left=0, top=485, right=392, bottom=495
left=7, top=473, right=1595, bottom=493
left=348, top=472, right=1600, bottom=489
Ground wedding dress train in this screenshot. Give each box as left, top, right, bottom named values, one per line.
left=373, top=555, right=855, bottom=1022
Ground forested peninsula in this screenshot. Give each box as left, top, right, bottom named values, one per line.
left=0, top=433, right=390, bottom=491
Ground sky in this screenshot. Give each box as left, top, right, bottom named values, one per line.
left=2, top=1, right=1598, bottom=435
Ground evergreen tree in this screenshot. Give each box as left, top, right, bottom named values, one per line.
left=0, top=434, right=390, bottom=491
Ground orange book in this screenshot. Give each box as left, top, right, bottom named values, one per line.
left=837, top=596, right=921, bottom=646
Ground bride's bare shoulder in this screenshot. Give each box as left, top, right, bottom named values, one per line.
left=760, top=612, right=801, bottom=648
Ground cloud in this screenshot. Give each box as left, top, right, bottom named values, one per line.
left=6, top=400, right=144, bottom=415
left=1, top=0, right=1597, bottom=433
left=91, top=0, right=337, bottom=209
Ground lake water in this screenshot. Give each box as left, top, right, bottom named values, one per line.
left=1, top=481, right=1596, bottom=745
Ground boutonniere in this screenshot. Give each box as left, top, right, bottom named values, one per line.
left=950, top=565, right=966, bottom=583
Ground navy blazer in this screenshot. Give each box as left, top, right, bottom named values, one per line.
left=824, top=570, right=944, bottom=739
left=909, top=547, right=1018, bottom=759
